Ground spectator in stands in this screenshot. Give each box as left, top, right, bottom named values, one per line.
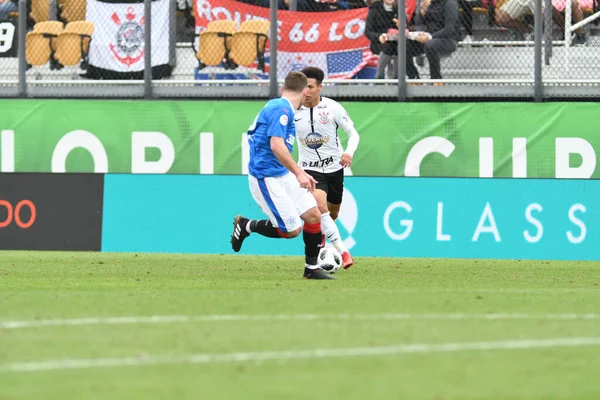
left=0, top=0, right=17, bottom=20
left=457, top=0, right=487, bottom=42
left=365, top=0, right=399, bottom=79
left=552, top=0, right=586, bottom=45
left=406, top=0, right=461, bottom=80
left=338, top=0, right=369, bottom=9
left=240, top=0, right=366, bottom=11
left=495, top=0, right=585, bottom=45
left=293, top=0, right=343, bottom=11
left=238, top=0, right=289, bottom=8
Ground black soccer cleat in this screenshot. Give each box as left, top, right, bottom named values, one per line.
left=303, top=267, right=337, bottom=280
left=231, top=215, right=250, bottom=252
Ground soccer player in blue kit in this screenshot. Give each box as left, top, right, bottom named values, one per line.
left=230, top=71, right=335, bottom=280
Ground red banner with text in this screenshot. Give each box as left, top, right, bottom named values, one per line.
left=194, top=0, right=416, bottom=79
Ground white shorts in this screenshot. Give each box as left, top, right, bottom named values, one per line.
left=248, top=172, right=317, bottom=233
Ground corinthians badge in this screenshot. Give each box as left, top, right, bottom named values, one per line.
left=109, top=6, right=145, bottom=66
left=319, top=112, right=329, bottom=124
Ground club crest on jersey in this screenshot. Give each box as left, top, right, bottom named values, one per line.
left=319, top=112, right=330, bottom=124
left=299, top=132, right=329, bottom=150
left=286, top=215, right=297, bottom=227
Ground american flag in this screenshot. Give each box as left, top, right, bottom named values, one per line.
left=269, top=49, right=376, bottom=80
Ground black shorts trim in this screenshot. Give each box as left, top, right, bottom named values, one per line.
left=305, top=168, right=344, bottom=205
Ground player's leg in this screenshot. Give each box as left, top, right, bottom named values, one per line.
left=325, top=169, right=353, bottom=269
left=231, top=175, right=301, bottom=252
left=305, top=170, right=346, bottom=251
left=287, top=173, right=335, bottom=280
left=300, top=206, right=335, bottom=280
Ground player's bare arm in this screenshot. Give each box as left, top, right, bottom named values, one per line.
left=270, top=136, right=317, bottom=192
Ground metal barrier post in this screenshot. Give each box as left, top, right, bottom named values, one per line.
left=544, top=0, right=552, bottom=65
left=398, top=0, right=407, bottom=101
left=18, top=0, right=26, bottom=98
left=269, top=0, right=278, bottom=99
left=534, top=0, right=543, bottom=101
left=50, top=0, right=57, bottom=20
left=564, top=0, right=572, bottom=74
left=144, top=0, right=152, bottom=98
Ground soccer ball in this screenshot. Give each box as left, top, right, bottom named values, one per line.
left=318, top=247, right=343, bottom=274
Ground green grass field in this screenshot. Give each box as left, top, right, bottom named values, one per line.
left=2, top=251, right=600, bottom=399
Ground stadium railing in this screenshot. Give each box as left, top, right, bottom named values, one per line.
left=0, top=0, right=598, bottom=100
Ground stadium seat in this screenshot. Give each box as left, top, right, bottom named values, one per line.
left=196, top=20, right=237, bottom=68
left=229, top=19, right=270, bottom=72
left=33, top=20, right=64, bottom=32
left=238, top=19, right=270, bottom=36
left=197, top=32, right=231, bottom=66
left=58, top=0, right=86, bottom=23
left=29, top=0, right=50, bottom=23
left=26, top=21, right=63, bottom=68
left=54, top=21, right=94, bottom=68
left=206, top=20, right=237, bottom=34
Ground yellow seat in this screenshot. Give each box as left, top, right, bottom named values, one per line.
left=26, top=21, right=64, bottom=67
left=205, top=20, right=237, bottom=34
left=54, top=33, right=83, bottom=65
left=34, top=21, right=64, bottom=52
left=196, top=20, right=237, bottom=67
left=230, top=19, right=269, bottom=71
left=30, top=0, right=50, bottom=23
left=64, top=20, right=93, bottom=53
left=230, top=32, right=260, bottom=66
left=238, top=19, right=269, bottom=36
left=33, top=20, right=64, bottom=34
left=63, top=20, right=94, bottom=34
left=26, top=32, right=52, bottom=65
left=58, top=0, right=86, bottom=23
left=197, top=32, right=230, bottom=66
left=54, top=21, right=94, bottom=67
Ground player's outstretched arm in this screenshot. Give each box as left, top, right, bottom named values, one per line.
left=270, top=136, right=317, bottom=191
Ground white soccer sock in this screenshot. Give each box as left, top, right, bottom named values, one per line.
left=320, top=212, right=348, bottom=254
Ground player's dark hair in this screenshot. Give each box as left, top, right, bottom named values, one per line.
left=283, top=71, right=308, bottom=93
left=301, top=67, right=325, bottom=85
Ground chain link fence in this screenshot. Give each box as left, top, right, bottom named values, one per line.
left=0, top=0, right=598, bottom=98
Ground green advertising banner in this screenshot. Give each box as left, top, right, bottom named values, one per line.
left=0, top=100, right=599, bottom=177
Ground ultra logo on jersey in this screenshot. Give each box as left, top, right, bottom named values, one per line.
left=299, top=132, right=330, bottom=150
left=307, top=156, right=334, bottom=168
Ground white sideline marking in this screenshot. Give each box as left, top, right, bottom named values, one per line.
left=1, top=313, right=600, bottom=330
left=3, top=337, right=600, bottom=373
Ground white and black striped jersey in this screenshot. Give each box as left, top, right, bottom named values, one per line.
left=294, top=96, right=356, bottom=174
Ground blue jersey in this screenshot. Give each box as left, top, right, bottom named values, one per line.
left=247, top=97, right=297, bottom=179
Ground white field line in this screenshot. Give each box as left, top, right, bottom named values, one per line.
left=3, top=337, right=600, bottom=373
left=1, top=313, right=600, bottom=330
